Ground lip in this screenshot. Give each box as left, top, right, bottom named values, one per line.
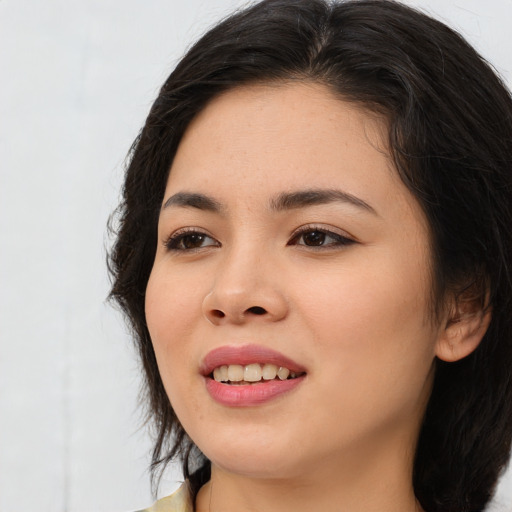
left=200, top=344, right=307, bottom=407
left=205, top=376, right=305, bottom=407
left=200, top=344, right=307, bottom=376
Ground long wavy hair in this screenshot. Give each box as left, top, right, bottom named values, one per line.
left=108, top=1, right=512, bottom=510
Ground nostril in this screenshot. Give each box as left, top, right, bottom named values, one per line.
left=211, top=310, right=225, bottom=318
left=247, top=306, right=266, bottom=315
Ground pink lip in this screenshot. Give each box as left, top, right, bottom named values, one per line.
left=205, top=377, right=305, bottom=407
left=200, top=344, right=307, bottom=407
left=200, top=344, right=306, bottom=376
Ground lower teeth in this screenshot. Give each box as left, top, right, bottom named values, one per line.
left=220, top=376, right=299, bottom=385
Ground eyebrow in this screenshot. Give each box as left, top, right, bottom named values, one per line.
left=162, top=192, right=223, bottom=212
left=270, top=189, right=377, bottom=215
left=161, top=188, right=377, bottom=215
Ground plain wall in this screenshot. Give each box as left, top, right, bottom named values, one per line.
left=1, top=1, right=511, bottom=510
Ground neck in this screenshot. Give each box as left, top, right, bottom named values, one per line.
left=195, top=436, right=423, bottom=512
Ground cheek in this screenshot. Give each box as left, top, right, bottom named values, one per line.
left=298, top=249, right=429, bottom=333
left=294, top=249, right=436, bottom=395
left=296, top=285, right=435, bottom=445
left=146, top=266, right=201, bottom=342
left=145, top=268, right=211, bottom=423
left=145, top=267, right=205, bottom=392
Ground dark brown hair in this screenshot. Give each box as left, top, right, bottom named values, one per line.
left=108, top=1, right=512, bottom=510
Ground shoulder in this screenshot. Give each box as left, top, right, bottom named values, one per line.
left=135, top=483, right=193, bottom=512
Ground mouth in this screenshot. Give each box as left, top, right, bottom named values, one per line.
left=201, top=344, right=307, bottom=406
left=210, top=363, right=305, bottom=385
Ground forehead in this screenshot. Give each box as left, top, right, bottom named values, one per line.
left=173, top=84, right=378, bottom=184
left=165, top=83, right=423, bottom=225
left=176, top=82, right=389, bottom=173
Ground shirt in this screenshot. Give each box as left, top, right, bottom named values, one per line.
left=137, top=483, right=193, bottom=512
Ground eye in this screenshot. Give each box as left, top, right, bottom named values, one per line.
left=288, top=226, right=356, bottom=248
left=164, top=229, right=220, bottom=251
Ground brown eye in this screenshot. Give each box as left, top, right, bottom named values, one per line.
left=302, top=230, right=327, bottom=246
left=289, top=227, right=356, bottom=249
left=181, top=233, right=207, bottom=249
left=164, top=231, right=219, bottom=251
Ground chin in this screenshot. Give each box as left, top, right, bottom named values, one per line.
left=193, top=424, right=305, bottom=480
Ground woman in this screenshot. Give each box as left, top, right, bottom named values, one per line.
left=108, top=1, right=512, bottom=511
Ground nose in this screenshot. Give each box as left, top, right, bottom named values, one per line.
left=202, top=248, right=288, bottom=326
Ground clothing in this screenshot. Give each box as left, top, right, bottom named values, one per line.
left=136, top=483, right=193, bottom=512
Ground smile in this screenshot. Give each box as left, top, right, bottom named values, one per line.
left=201, top=345, right=307, bottom=406
left=212, top=363, right=304, bottom=384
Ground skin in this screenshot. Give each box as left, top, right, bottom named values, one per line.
left=145, top=82, right=486, bottom=512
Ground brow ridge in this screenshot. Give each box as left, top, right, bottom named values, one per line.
left=161, top=188, right=376, bottom=215
left=269, top=188, right=377, bottom=214
left=161, top=192, right=223, bottom=212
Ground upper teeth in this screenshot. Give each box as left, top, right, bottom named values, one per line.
left=212, top=363, right=299, bottom=383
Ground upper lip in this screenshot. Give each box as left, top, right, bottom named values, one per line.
left=200, top=344, right=307, bottom=376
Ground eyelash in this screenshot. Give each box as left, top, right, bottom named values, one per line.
left=288, top=225, right=356, bottom=249
left=163, top=228, right=219, bottom=252
left=163, top=225, right=356, bottom=252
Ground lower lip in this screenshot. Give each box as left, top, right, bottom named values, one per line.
left=205, top=376, right=305, bottom=407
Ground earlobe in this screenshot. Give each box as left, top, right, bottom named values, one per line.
left=435, top=299, right=492, bottom=363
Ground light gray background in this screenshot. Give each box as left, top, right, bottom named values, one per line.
left=1, top=1, right=511, bottom=511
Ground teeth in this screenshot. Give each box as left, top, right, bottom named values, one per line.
left=227, top=364, right=244, bottom=382
left=277, top=367, right=290, bottom=380
left=244, top=363, right=262, bottom=382
left=212, top=363, right=302, bottom=383
left=213, top=365, right=228, bottom=382
left=262, top=363, right=278, bottom=380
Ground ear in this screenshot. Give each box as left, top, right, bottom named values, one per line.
left=435, top=293, right=492, bottom=363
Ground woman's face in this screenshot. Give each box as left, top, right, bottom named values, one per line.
left=145, top=83, right=446, bottom=481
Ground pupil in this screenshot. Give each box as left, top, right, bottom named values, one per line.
left=304, top=231, right=325, bottom=246
left=183, top=234, right=204, bottom=248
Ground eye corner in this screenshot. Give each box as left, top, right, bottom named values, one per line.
left=288, top=224, right=358, bottom=249
left=162, top=228, right=221, bottom=252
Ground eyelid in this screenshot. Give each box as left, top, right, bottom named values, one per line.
left=161, top=223, right=357, bottom=251
left=288, top=223, right=358, bottom=246
left=162, top=227, right=220, bottom=251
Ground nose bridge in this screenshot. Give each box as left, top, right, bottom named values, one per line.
left=202, top=235, right=287, bottom=324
